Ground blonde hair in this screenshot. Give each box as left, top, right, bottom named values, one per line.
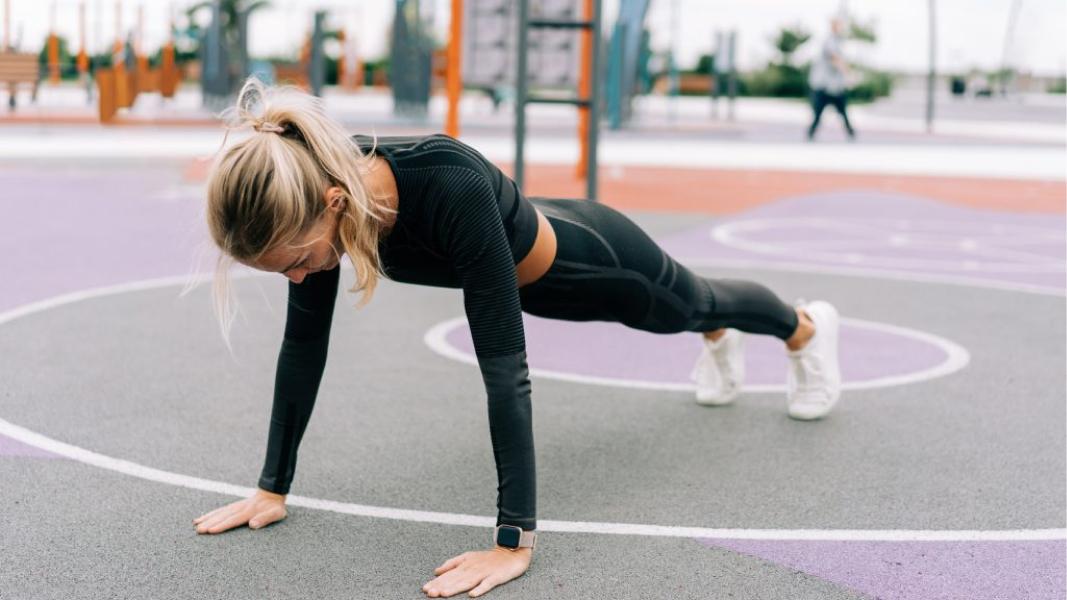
left=203, top=76, right=391, bottom=350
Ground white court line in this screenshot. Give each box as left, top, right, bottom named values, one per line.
left=0, top=274, right=1062, bottom=543
left=0, top=418, right=1062, bottom=543
left=676, top=256, right=1066, bottom=297
left=710, top=218, right=1067, bottom=274
left=424, top=316, right=971, bottom=394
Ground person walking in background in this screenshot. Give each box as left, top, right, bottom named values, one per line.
left=807, top=14, right=856, bottom=141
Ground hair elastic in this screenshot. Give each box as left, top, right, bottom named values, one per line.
left=254, top=120, right=285, bottom=134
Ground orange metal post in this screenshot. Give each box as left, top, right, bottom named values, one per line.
left=160, top=40, right=176, bottom=96
left=445, top=0, right=462, bottom=137
left=96, top=67, right=116, bottom=122
left=113, top=0, right=129, bottom=108
left=48, top=33, right=59, bottom=82
left=159, top=7, right=177, bottom=97
left=575, top=0, right=592, bottom=180
left=48, top=2, right=59, bottom=82
left=355, top=58, right=364, bottom=88
left=337, top=29, right=346, bottom=87
left=76, top=2, right=88, bottom=75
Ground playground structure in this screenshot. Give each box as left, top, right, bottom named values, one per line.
left=0, top=0, right=365, bottom=120
left=2, top=0, right=658, bottom=195
left=95, top=4, right=180, bottom=123
left=513, top=0, right=603, bottom=200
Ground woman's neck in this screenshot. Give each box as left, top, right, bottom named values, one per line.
left=367, top=155, right=400, bottom=231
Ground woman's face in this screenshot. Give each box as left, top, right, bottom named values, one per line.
left=245, top=187, right=345, bottom=284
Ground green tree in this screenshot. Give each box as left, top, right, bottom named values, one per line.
left=693, top=53, right=714, bottom=75
left=847, top=18, right=877, bottom=44
left=773, top=26, right=810, bottom=66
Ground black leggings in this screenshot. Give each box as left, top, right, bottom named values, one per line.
left=519, top=198, right=799, bottom=340
left=808, top=89, right=855, bottom=138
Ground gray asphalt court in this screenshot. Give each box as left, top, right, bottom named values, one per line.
left=0, top=161, right=1064, bottom=599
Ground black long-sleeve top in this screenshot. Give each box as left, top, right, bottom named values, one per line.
left=257, top=133, right=541, bottom=531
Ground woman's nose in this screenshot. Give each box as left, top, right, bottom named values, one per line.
left=286, top=270, right=307, bottom=284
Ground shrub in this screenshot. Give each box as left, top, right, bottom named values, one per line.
left=742, top=63, right=809, bottom=98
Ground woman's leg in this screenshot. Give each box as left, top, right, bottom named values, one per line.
left=520, top=198, right=801, bottom=341
left=521, top=197, right=842, bottom=418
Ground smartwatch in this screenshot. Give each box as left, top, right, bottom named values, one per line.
left=493, top=524, right=537, bottom=550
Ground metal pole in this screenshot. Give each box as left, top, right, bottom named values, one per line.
left=667, top=0, right=678, bottom=122
left=3, top=0, right=10, bottom=52
left=514, top=0, right=529, bottom=193
left=710, top=30, right=720, bottom=119
left=93, top=0, right=102, bottom=58
left=926, top=0, right=936, bottom=133
left=999, top=0, right=1022, bottom=96
left=606, top=20, right=626, bottom=130
left=114, top=0, right=122, bottom=54
left=310, top=10, right=326, bottom=96
left=586, top=0, right=601, bottom=201
left=727, top=30, right=737, bottom=121
left=445, top=0, right=462, bottom=137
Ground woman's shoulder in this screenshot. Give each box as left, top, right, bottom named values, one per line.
left=351, top=132, right=457, bottom=155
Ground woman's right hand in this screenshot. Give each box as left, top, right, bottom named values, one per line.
left=193, top=488, right=288, bottom=534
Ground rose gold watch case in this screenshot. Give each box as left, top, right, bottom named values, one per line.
left=493, top=525, right=537, bottom=550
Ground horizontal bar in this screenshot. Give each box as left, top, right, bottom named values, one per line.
left=528, top=19, right=594, bottom=29
left=524, top=96, right=591, bottom=107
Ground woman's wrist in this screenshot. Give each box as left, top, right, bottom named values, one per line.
left=255, top=486, right=287, bottom=501
left=493, top=545, right=534, bottom=556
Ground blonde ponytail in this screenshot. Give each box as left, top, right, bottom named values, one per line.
left=204, top=76, right=391, bottom=350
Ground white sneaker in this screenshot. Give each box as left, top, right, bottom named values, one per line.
left=786, top=300, right=842, bottom=420
left=690, top=328, right=745, bottom=406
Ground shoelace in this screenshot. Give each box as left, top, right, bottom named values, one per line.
left=691, top=338, right=737, bottom=387
left=690, top=345, right=717, bottom=382
left=790, top=352, right=826, bottom=394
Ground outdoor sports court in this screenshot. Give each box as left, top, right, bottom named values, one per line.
left=0, top=136, right=1063, bottom=598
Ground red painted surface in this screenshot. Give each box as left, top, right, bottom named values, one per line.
left=182, top=158, right=1065, bottom=215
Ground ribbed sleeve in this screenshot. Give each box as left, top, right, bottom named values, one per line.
left=258, top=265, right=340, bottom=495
left=441, top=167, right=537, bottom=531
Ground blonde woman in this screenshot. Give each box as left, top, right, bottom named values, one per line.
left=192, top=78, right=841, bottom=598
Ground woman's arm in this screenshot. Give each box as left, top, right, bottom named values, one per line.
left=258, top=264, right=341, bottom=494
left=421, top=166, right=536, bottom=598
left=445, top=167, right=536, bottom=532
left=194, top=265, right=340, bottom=536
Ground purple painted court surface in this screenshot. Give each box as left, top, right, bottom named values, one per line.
left=697, top=538, right=1067, bottom=600
left=0, top=164, right=1063, bottom=599
left=443, top=315, right=953, bottom=388
left=440, top=191, right=1060, bottom=389
left=658, top=191, right=1066, bottom=293
left=0, top=434, right=60, bottom=459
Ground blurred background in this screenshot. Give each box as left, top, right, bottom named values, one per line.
left=0, top=0, right=1063, bottom=167
left=0, top=0, right=1063, bottom=215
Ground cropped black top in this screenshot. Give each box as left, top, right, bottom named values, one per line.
left=256, top=133, right=539, bottom=531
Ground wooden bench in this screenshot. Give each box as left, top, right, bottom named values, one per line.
left=0, top=53, right=41, bottom=110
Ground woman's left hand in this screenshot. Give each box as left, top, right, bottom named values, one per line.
left=422, top=546, right=532, bottom=598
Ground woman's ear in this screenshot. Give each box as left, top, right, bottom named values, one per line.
left=324, top=185, right=346, bottom=211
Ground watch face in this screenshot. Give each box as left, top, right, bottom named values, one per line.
left=496, top=525, right=521, bottom=548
